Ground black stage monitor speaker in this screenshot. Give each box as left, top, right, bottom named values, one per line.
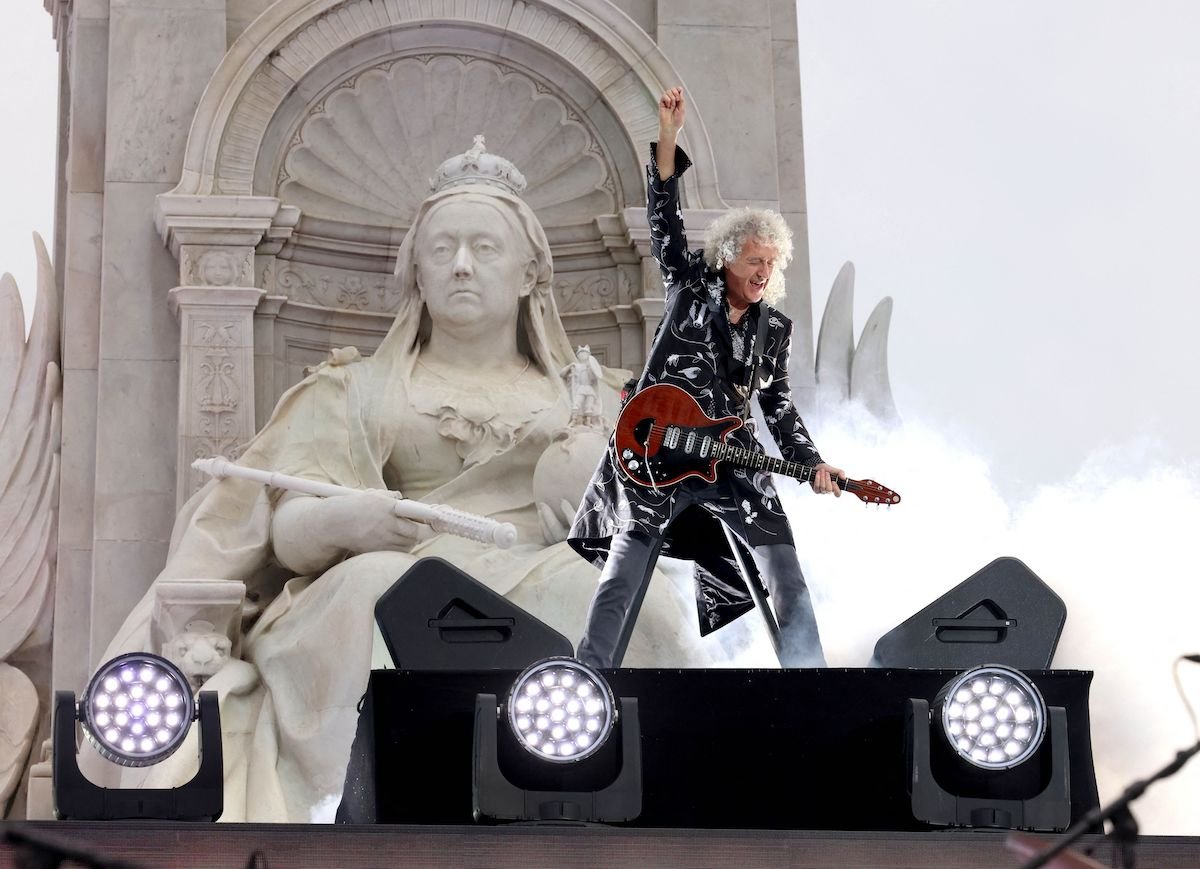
left=871, top=556, right=1066, bottom=670
left=374, top=556, right=573, bottom=670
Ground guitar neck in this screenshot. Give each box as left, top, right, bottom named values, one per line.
left=713, top=441, right=855, bottom=493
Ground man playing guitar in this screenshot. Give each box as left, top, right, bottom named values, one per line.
left=567, top=87, right=849, bottom=669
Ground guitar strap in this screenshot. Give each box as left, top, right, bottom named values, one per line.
left=738, top=305, right=769, bottom=422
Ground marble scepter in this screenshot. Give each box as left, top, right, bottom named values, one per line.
left=191, top=456, right=519, bottom=549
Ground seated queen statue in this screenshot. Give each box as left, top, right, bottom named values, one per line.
left=84, top=139, right=721, bottom=822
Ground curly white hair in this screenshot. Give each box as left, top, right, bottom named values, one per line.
left=702, top=208, right=794, bottom=306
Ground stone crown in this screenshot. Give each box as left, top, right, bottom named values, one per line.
left=429, top=134, right=528, bottom=196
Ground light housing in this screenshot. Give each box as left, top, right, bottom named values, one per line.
left=907, top=664, right=1070, bottom=831
left=52, top=653, right=223, bottom=821
left=473, top=657, right=641, bottom=823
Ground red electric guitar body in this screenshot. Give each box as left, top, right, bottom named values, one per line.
left=613, top=384, right=901, bottom=506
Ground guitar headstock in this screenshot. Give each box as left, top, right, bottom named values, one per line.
left=851, top=478, right=901, bottom=506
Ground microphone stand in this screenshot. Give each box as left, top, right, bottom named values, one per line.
left=1018, top=737, right=1200, bottom=869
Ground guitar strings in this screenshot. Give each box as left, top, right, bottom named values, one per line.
left=631, top=422, right=865, bottom=494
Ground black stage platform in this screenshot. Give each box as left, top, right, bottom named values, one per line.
left=11, top=667, right=1196, bottom=868
left=6, top=822, right=1200, bottom=868
left=340, top=668, right=1098, bottom=830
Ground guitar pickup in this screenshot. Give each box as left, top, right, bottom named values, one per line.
left=700, top=436, right=712, bottom=458
left=683, top=430, right=695, bottom=453
left=665, top=426, right=681, bottom=449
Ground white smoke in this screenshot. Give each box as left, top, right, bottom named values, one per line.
left=309, top=793, right=342, bottom=824
left=689, top=403, right=1200, bottom=834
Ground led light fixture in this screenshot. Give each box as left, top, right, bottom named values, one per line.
left=474, top=657, right=641, bottom=823
left=53, top=652, right=223, bottom=821
left=506, top=657, right=616, bottom=763
left=907, top=664, right=1069, bottom=831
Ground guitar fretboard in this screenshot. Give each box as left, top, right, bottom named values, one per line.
left=713, top=441, right=856, bottom=493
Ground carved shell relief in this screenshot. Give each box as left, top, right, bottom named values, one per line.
left=277, top=54, right=617, bottom=229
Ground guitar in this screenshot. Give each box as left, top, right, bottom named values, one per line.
left=613, top=384, right=901, bottom=505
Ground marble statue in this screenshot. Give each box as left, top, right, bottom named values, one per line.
left=86, top=140, right=723, bottom=822
left=560, top=345, right=605, bottom=428
left=0, top=234, right=60, bottom=816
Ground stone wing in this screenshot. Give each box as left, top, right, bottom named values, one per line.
left=0, top=234, right=61, bottom=660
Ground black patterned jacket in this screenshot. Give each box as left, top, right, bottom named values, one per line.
left=567, top=145, right=824, bottom=634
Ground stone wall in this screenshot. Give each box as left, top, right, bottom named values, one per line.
left=37, top=0, right=812, bottom=746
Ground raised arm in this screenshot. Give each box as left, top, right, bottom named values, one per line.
left=655, top=87, right=685, bottom=180
left=647, top=87, right=702, bottom=293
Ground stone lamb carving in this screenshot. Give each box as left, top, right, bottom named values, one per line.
left=0, top=234, right=61, bottom=816
left=87, top=141, right=722, bottom=822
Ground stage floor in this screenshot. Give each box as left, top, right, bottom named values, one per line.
left=4, top=822, right=1200, bottom=868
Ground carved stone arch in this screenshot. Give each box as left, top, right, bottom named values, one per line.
left=156, top=0, right=724, bottom=497
left=252, top=38, right=644, bottom=270
left=172, top=0, right=728, bottom=209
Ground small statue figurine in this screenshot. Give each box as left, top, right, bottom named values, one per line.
left=560, top=344, right=605, bottom=427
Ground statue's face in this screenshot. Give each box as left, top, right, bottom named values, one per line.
left=414, top=199, right=535, bottom=331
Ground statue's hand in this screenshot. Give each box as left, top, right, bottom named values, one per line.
left=274, top=491, right=427, bottom=575
left=320, top=490, right=426, bottom=554
left=537, top=498, right=577, bottom=545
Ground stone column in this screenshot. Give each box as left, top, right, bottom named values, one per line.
left=156, top=195, right=289, bottom=506
left=168, top=283, right=263, bottom=501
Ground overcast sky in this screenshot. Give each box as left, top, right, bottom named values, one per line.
left=796, top=0, right=1200, bottom=495
left=0, top=4, right=57, bottom=326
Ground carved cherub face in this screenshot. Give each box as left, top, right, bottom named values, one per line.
left=200, top=250, right=238, bottom=286
left=414, top=198, right=537, bottom=333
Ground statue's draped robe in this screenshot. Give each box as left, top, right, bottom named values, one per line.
left=88, top=351, right=714, bottom=821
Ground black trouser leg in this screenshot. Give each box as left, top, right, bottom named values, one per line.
left=748, top=542, right=827, bottom=667
left=575, top=530, right=666, bottom=668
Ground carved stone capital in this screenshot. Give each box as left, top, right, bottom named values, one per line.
left=154, top=193, right=286, bottom=261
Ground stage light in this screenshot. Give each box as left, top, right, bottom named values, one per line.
left=473, top=657, right=641, bottom=823
left=52, top=652, right=223, bottom=821
left=907, top=664, right=1070, bottom=831
left=78, top=653, right=195, bottom=767
left=507, top=658, right=616, bottom=763
left=938, top=665, right=1047, bottom=770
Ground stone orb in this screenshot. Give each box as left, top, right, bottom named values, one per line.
left=532, top=426, right=609, bottom=510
